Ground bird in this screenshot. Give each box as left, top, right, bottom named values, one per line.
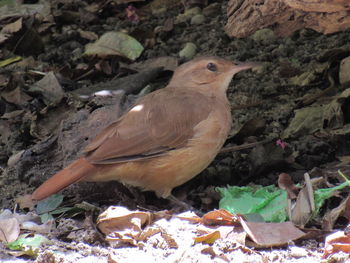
left=31, top=56, right=256, bottom=202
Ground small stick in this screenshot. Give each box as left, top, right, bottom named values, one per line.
left=220, top=138, right=273, bottom=153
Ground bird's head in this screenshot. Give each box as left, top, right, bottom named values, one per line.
left=169, top=56, right=258, bottom=93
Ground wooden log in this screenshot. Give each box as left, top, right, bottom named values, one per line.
left=225, top=0, right=350, bottom=38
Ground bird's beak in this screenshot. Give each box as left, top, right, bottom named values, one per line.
left=230, top=61, right=260, bottom=75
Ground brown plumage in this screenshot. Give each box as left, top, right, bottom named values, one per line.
left=31, top=57, right=256, bottom=201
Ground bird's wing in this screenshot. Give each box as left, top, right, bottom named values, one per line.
left=82, top=88, right=213, bottom=164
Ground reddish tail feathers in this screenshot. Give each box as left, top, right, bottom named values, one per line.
left=31, top=158, right=96, bottom=201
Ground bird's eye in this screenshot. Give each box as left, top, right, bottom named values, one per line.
left=206, top=62, right=217, bottom=72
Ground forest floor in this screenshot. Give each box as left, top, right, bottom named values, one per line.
left=1, top=0, right=350, bottom=262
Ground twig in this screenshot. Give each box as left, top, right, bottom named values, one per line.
left=219, top=138, right=274, bottom=154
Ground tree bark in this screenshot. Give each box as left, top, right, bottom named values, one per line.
left=225, top=0, right=350, bottom=38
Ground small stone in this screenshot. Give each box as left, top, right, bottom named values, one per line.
left=251, top=28, right=276, bottom=43
left=203, top=3, right=220, bottom=16
left=289, top=246, right=308, bottom=258
left=339, top=56, right=350, bottom=86
left=7, top=150, right=25, bottom=167
left=191, top=14, right=206, bottom=25
left=184, top=7, right=202, bottom=17
left=152, top=7, right=167, bottom=15
left=175, top=7, right=202, bottom=23
left=179, top=42, right=197, bottom=60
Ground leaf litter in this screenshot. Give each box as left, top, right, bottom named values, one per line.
left=1, top=0, right=350, bottom=261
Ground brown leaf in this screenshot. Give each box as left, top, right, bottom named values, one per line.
left=97, top=206, right=153, bottom=236
left=16, top=194, right=35, bottom=210
left=161, top=231, right=178, bottom=248
left=0, top=218, right=20, bottom=243
left=201, top=247, right=230, bottom=262
left=1, top=18, right=23, bottom=34
left=1, top=87, right=32, bottom=105
left=290, top=173, right=315, bottom=227
left=194, top=230, right=221, bottom=244
left=202, top=209, right=240, bottom=226
left=278, top=173, right=299, bottom=199
left=137, top=227, right=161, bottom=241
left=322, top=196, right=350, bottom=231
left=240, top=219, right=305, bottom=247
left=323, top=230, right=350, bottom=258
left=29, top=71, right=64, bottom=106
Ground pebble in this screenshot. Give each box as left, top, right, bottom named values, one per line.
left=176, top=7, right=202, bottom=23
left=179, top=42, right=197, bottom=60
left=191, top=14, right=206, bottom=25
left=289, top=246, right=308, bottom=258
left=251, top=28, right=276, bottom=44
left=184, top=7, right=202, bottom=17
left=339, top=56, right=350, bottom=86
left=203, top=3, right=220, bottom=17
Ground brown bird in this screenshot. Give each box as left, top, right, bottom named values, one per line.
left=31, top=57, right=255, bottom=201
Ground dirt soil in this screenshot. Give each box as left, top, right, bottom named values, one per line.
left=1, top=0, right=350, bottom=262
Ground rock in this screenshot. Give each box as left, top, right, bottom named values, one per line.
left=184, top=7, right=202, bottom=17
left=339, top=56, right=350, bottom=86
left=191, top=14, right=206, bottom=25
left=179, top=42, right=197, bottom=60
left=176, top=7, right=202, bottom=23
left=289, top=246, right=308, bottom=258
left=203, top=3, right=220, bottom=16
left=251, top=28, right=276, bottom=43
left=151, top=6, right=167, bottom=15
left=225, top=0, right=350, bottom=38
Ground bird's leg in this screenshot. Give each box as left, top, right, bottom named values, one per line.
left=167, top=194, right=203, bottom=216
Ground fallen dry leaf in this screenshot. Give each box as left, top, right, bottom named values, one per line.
left=177, top=209, right=240, bottom=226
left=323, top=230, right=350, bottom=258
left=97, top=206, right=171, bottom=246
left=136, top=227, right=161, bottom=242
left=1, top=18, right=23, bottom=34
left=1, top=87, right=32, bottom=106
left=0, top=218, right=20, bottom=243
left=290, top=173, right=315, bottom=227
left=202, top=209, right=240, bottom=226
left=16, top=194, right=35, bottom=210
left=201, top=246, right=230, bottom=262
left=278, top=173, right=299, bottom=199
left=160, top=230, right=178, bottom=248
left=240, top=219, right=305, bottom=247
left=97, top=206, right=153, bottom=236
left=29, top=71, right=65, bottom=106
left=322, top=196, right=350, bottom=231
left=194, top=230, right=221, bottom=244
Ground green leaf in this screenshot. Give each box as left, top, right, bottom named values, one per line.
left=40, top=213, right=54, bottom=223
left=7, top=234, right=49, bottom=257
left=36, top=194, right=64, bottom=214
left=50, top=207, right=73, bottom=215
left=217, top=185, right=288, bottom=222
left=314, top=181, right=350, bottom=214
left=84, top=31, right=144, bottom=61
left=0, top=56, right=21, bottom=67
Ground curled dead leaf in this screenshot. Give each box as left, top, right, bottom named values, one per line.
left=202, top=209, right=240, bottom=226
left=194, top=230, right=221, bottom=244
left=323, top=230, right=350, bottom=258
left=97, top=206, right=153, bottom=236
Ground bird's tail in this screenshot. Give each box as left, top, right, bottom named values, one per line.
left=31, top=158, right=96, bottom=201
